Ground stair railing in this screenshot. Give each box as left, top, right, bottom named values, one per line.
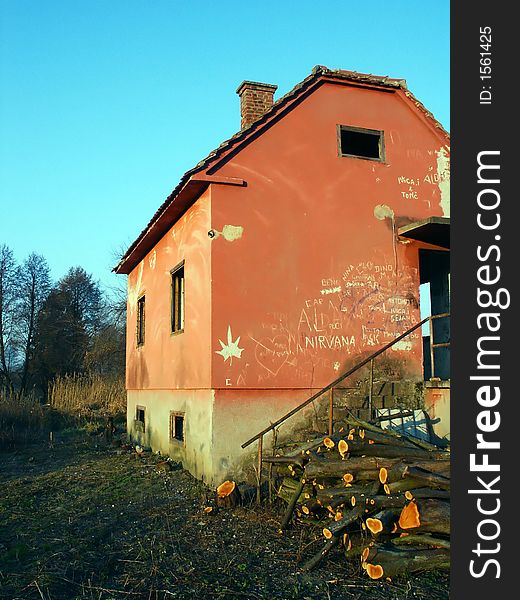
left=242, top=314, right=450, bottom=503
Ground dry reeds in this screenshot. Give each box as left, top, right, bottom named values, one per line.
left=0, top=390, right=47, bottom=449
left=48, top=373, right=125, bottom=419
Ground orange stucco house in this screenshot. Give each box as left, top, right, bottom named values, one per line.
left=115, top=66, right=450, bottom=485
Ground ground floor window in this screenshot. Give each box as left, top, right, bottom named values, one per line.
left=135, top=405, right=146, bottom=432
left=169, top=411, right=184, bottom=443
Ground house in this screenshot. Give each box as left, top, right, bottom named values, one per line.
left=115, top=66, right=450, bottom=485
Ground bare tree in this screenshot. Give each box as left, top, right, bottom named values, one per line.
left=0, top=244, right=17, bottom=393
left=16, top=253, right=51, bottom=395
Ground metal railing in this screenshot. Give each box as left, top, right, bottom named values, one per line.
left=241, top=313, right=450, bottom=503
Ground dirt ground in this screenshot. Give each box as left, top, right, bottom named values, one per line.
left=0, top=430, right=449, bottom=600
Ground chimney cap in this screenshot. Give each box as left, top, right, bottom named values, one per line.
left=236, top=80, right=278, bottom=96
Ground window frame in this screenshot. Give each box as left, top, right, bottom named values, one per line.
left=337, top=124, right=385, bottom=163
left=170, top=261, right=185, bottom=335
left=135, top=405, right=146, bottom=432
left=136, top=294, right=146, bottom=347
left=169, top=411, right=185, bottom=445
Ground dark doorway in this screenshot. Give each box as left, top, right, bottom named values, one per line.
left=419, top=250, right=450, bottom=380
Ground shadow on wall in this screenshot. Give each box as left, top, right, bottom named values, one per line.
left=383, top=409, right=449, bottom=448
left=128, top=352, right=150, bottom=389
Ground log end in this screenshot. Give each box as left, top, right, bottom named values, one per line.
left=379, top=467, right=388, bottom=485
left=398, top=501, right=421, bottom=529
left=366, top=563, right=384, bottom=580
left=366, top=518, right=383, bottom=535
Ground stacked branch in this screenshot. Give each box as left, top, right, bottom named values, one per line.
left=267, top=415, right=450, bottom=579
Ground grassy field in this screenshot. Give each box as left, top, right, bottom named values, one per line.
left=0, top=428, right=449, bottom=600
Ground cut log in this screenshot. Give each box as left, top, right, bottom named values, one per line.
left=379, top=467, right=388, bottom=484
left=262, top=454, right=307, bottom=469
left=277, top=477, right=313, bottom=504
left=406, top=488, right=450, bottom=501
left=305, top=456, right=449, bottom=480
left=216, top=480, right=241, bottom=508
left=399, top=501, right=421, bottom=530
left=366, top=518, right=383, bottom=535
left=365, top=563, right=384, bottom=580
left=405, top=467, right=451, bottom=490
left=360, top=429, right=425, bottom=450
left=301, top=535, right=340, bottom=572
left=266, top=409, right=451, bottom=574
left=338, top=439, right=349, bottom=458
left=342, top=442, right=433, bottom=461
left=413, top=499, right=451, bottom=535
left=280, top=478, right=305, bottom=530
left=321, top=505, right=364, bottom=537
left=391, top=533, right=450, bottom=549
left=398, top=499, right=450, bottom=535
left=316, top=483, right=377, bottom=504
left=386, top=461, right=450, bottom=485
left=304, top=456, right=401, bottom=479
left=369, top=508, right=401, bottom=535
left=365, top=545, right=450, bottom=578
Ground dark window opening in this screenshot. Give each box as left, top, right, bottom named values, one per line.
left=171, top=263, right=185, bottom=333
left=339, top=125, right=384, bottom=161
left=170, top=412, right=184, bottom=442
left=135, top=406, right=145, bottom=432
left=137, top=295, right=145, bottom=346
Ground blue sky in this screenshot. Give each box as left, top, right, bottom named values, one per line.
left=0, top=0, right=449, bottom=293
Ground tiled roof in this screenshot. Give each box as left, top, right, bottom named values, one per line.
left=115, top=66, right=449, bottom=274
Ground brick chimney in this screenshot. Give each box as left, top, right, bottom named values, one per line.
left=236, top=81, right=278, bottom=130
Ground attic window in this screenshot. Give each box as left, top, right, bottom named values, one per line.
left=171, top=262, right=185, bottom=334
left=170, top=412, right=184, bottom=443
left=338, top=125, right=384, bottom=161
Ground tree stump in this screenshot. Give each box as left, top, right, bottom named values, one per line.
left=216, top=480, right=241, bottom=508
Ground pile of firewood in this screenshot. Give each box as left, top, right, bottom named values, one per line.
left=267, top=413, right=450, bottom=579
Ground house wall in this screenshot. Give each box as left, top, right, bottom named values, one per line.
left=124, top=81, right=450, bottom=484
left=127, top=389, right=214, bottom=481
left=126, top=188, right=212, bottom=391
left=210, top=82, right=450, bottom=396
left=125, top=189, right=213, bottom=479
left=205, top=82, right=449, bottom=477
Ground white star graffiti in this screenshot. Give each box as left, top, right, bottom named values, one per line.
left=215, top=326, right=244, bottom=364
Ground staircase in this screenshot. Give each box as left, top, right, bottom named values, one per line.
left=241, top=313, right=450, bottom=502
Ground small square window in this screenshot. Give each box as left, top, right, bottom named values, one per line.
left=137, top=295, right=145, bottom=346
left=170, top=412, right=184, bottom=443
left=171, top=263, right=185, bottom=334
left=135, top=406, right=145, bottom=432
left=338, top=125, right=384, bottom=161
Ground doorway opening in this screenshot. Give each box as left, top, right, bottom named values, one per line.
left=419, top=250, right=450, bottom=380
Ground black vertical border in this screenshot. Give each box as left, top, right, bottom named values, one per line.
left=451, top=1, right=514, bottom=597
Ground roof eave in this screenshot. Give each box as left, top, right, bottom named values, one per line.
left=115, top=66, right=449, bottom=274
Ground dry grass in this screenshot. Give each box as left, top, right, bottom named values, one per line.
left=0, top=432, right=449, bottom=600
left=1, top=374, right=126, bottom=449
left=49, top=373, right=126, bottom=420
left=0, top=391, right=46, bottom=449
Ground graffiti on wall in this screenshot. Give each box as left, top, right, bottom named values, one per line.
left=215, top=326, right=244, bottom=364
left=217, top=260, right=421, bottom=386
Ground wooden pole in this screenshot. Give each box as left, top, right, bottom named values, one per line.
left=328, top=388, right=334, bottom=435
left=257, top=435, right=263, bottom=504
left=429, top=316, right=435, bottom=378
